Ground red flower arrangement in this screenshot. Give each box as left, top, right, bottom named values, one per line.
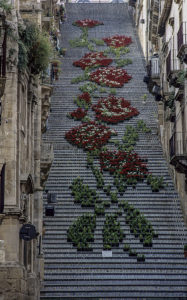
left=67, top=108, right=87, bottom=120
left=73, top=52, right=113, bottom=70
left=92, top=96, right=139, bottom=124
left=65, top=121, right=116, bottom=151
left=103, top=35, right=132, bottom=48
left=73, top=19, right=103, bottom=28
left=76, top=92, right=92, bottom=108
left=100, top=150, right=148, bottom=179
left=89, top=67, right=132, bottom=87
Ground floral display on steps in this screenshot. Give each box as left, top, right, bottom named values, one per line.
left=103, top=35, right=132, bottom=48
left=65, top=121, right=117, bottom=151
left=75, top=92, right=92, bottom=109
left=64, top=19, right=163, bottom=258
left=89, top=67, right=132, bottom=87
left=73, top=19, right=103, bottom=28
left=92, top=95, right=139, bottom=124
left=99, top=149, right=148, bottom=181
left=73, top=52, right=113, bottom=69
left=67, top=108, right=87, bottom=121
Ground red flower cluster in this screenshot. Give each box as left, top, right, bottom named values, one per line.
left=100, top=150, right=148, bottom=178
left=73, top=52, right=113, bottom=70
left=68, top=108, right=87, bottom=120
left=73, top=19, right=103, bottom=28
left=89, top=67, right=132, bottom=87
left=92, top=95, right=139, bottom=124
left=65, top=121, right=116, bottom=151
left=103, top=35, right=132, bottom=48
left=77, top=92, right=92, bottom=107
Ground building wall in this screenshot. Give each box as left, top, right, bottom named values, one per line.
left=131, top=0, right=187, bottom=224
left=0, top=0, right=61, bottom=298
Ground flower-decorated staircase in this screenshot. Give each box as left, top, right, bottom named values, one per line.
left=41, top=3, right=187, bottom=299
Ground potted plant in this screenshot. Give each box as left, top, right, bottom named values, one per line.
left=137, top=254, right=145, bottom=262
left=123, top=244, right=130, bottom=251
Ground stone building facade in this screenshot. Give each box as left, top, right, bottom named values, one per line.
left=129, top=0, right=187, bottom=223
left=0, top=0, right=63, bottom=299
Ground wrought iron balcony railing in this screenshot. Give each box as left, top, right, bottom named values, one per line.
left=166, top=49, right=180, bottom=78
left=169, top=132, right=187, bottom=173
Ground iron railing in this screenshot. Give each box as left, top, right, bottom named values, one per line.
left=177, top=22, right=187, bottom=54
left=166, top=49, right=180, bottom=78
left=169, top=132, right=187, bottom=159
left=150, top=55, right=160, bottom=78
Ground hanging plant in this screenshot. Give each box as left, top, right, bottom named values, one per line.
left=92, top=95, right=139, bottom=124
left=89, top=67, right=132, bottom=87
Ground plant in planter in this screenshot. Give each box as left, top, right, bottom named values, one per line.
left=94, top=203, right=105, bottom=216
left=176, top=70, right=187, bottom=87
left=123, top=244, right=130, bottom=251
left=147, top=174, right=164, bottom=192
left=110, top=192, right=118, bottom=203
left=129, top=249, right=137, bottom=257
left=67, top=213, right=96, bottom=251
left=143, top=236, right=153, bottom=247
left=103, top=215, right=123, bottom=249
left=137, top=120, right=151, bottom=133
left=137, top=254, right=145, bottom=262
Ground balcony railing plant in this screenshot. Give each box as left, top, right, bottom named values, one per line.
left=177, top=22, right=187, bottom=57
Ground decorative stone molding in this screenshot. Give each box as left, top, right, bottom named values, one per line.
left=0, top=240, right=5, bottom=262
left=41, top=83, right=53, bottom=133
left=40, top=141, right=54, bottom=187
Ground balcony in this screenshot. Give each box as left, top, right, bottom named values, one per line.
left=150, top=55, right=160, bottom=79
left=40, top=142, right=54, bottom=187
left=177, top=22, right=187, bottom=62
left=166, top=50, right=180, bottom=79
left=170, top=132, right=187, bottom=174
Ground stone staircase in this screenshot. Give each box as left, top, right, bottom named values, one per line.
left=40, top=3, right=187, bottom=299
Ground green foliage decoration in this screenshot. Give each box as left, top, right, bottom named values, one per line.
left=18, top=22, right=52, bottom=74
left=67, top=214, right=96, bottom=251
